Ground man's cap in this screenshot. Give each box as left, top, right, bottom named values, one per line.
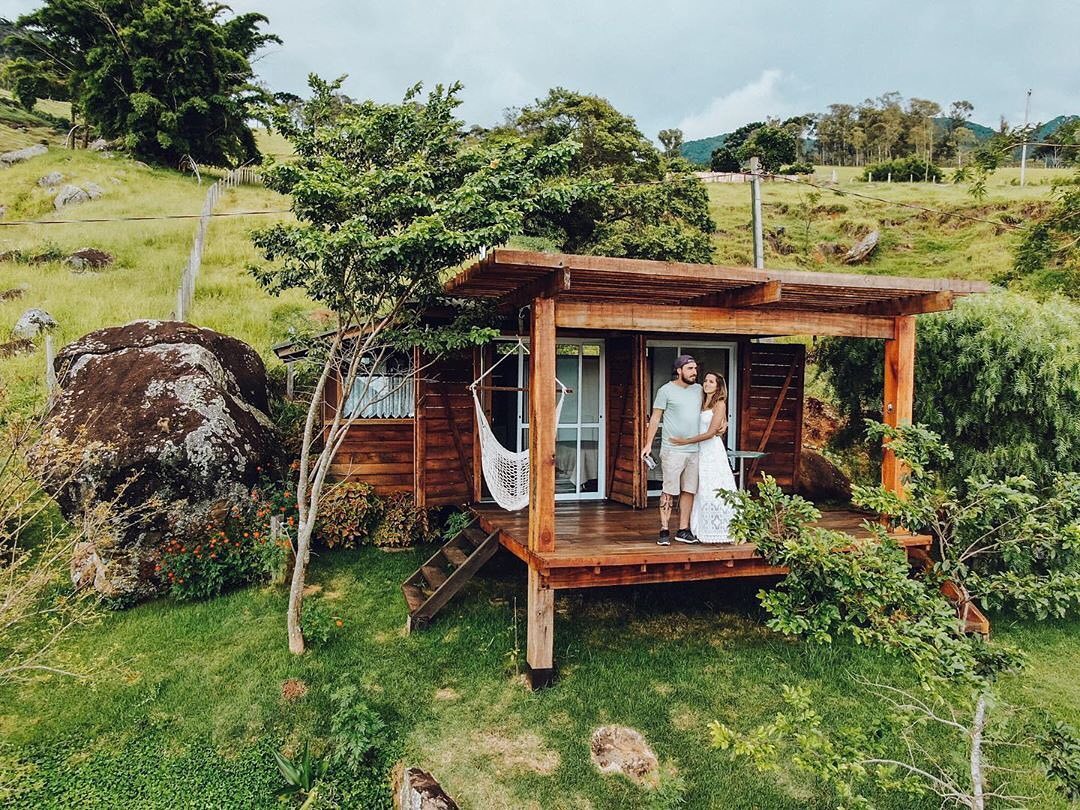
left=673, top=354, right=696, bottom=372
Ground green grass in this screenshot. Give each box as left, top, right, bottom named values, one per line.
left=1, top=549, right=1077, bottom=809
left=705, top=165, right=1074, bottom=287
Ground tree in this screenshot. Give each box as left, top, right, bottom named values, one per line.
left=736, top=124, right=797, bottom=173
left=657, top=127, right=683, bottom=158
left=709, top=144, right=740, bottom=172
left=501, top=88, right=715, bottom=262
left=7, top=0, right=279, bottom=166
left=251, top=77, right=584, bottom=654
left=1007, top=169, right=1080, bottom=296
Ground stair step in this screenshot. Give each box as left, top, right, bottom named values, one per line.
left=422, top=563, right=448, bottom=590
left=444, top=545, right=469, bottom=567
left=461, top=525, right=488, bottom=548
left=402, top=583, right=426, bottom=613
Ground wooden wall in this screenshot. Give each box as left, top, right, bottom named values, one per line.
left=417, top=351, right=476, bottom=507
left=737, top=341, right=805, bottom=491
left=606, top=335, right=645, bottom=507
left=327, top=420, right=415, bottom=493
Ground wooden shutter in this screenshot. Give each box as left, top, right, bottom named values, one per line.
left=737, top=341, right=805, bottom=492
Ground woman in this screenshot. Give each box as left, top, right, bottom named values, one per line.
left=669, top=371, right=738, bottom=543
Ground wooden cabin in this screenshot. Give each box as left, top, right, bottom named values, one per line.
left=276, top=249, right=989, bottom=688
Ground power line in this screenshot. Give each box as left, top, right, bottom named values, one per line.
left=0, top=209, right=291, bottom=226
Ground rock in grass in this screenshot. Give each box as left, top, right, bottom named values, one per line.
left=0, top=338, right=34, bottom=357
left=65, top=247, right=115, bottom=272
left=88, top=138, right=110, bottom=152
left=589, top=726, right=659, bottom=785
left=32, top=320, right=276, bottom=602
left=393, top=766, right=458, bottom=810
left=54, top=184, right=91, bottom=209
left=38, top=171, right=65, bottom=188
left=84, top=182, right=104, bottom=199
left=13, top=308, right=58, bottom=339
left=0, top=287, right=25, bottom=300
left=842, top=229, right=880, bottom=264
left=0, top=144, right=47, bottom=166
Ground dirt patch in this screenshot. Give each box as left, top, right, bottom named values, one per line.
left=280, top=678, right=308, bottom=702
left=476, top=731, right=560, bottom=776
left=434, top=687, right=460, bottom=701
left=670, top=706, right=698, bottom=732
left=590, top=726, right=659, bottom=786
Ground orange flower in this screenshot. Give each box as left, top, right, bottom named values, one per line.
left=335, top=620, right=343, bottom=627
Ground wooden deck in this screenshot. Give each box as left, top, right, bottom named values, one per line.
left=472, top=500, right=932, bottom=590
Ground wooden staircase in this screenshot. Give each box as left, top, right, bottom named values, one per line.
left=402, top=520, right=501, bottom=632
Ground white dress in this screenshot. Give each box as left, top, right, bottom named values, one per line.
left=690, top=409, right=738, bottom=543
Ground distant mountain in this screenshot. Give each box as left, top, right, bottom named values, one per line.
left=679, top=115, right=1077, bottom=167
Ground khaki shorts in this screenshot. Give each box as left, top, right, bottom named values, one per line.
left=660, top=448, right=699, bottom=496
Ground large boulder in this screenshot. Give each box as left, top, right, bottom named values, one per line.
left=33, top=320, right=276, bottom=601
left=796, top=449, right=852, bottom=503
left=54, top=184, right=91, bottom=209
left=0, top=144, right=47, bottom=166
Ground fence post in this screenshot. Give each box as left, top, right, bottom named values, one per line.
left=45, top=334, right=57, bottom=398
left=749, top=156, right=764, bottom=270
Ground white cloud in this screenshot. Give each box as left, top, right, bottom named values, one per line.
left=676, top=69, right=794, bottom=139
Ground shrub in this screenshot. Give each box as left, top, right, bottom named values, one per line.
left=862, top=156, right=942, bottom=182
left=371, top=493, right=431, bottom=548
left=779, top=162, right=814, bottom=175
left=328, top=682, right=388, bottom=774
left=158, top=521, right=274, bottom=602
left=817, top=293, right=1080, bottom=486
left=316, top=482, right=383, bottom=549
left=300, top=596, right=343, bottom=645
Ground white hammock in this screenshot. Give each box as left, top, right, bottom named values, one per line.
left=470, top=340, right=567, bottom=511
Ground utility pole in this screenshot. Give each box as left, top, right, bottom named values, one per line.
left=1020, top=88, right=1032, bottom=187
left=925, top=116, right=933, bottom=182
left=750, top=156, right=764, bottom=269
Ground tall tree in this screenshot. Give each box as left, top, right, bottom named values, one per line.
left=251, top=77, right=584, bottom=654
left=7, top=0, right=279, bottom=166
left=502, top=88, right=715, bottom=263
left=736, top=124, right=797, bottom=172
left=657, top=127, right=683, bottom=158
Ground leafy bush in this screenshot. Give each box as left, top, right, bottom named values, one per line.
left=328, top=682, right=387, bottom=774
left=372, top=493, right=433, bottom=548
left=862, top=156, right=942, bottom=182
left=779, top=162, right=814, bottom=175
left=300, top=596, right=343, bottom=645
left=315, top=482, right=384, bottom=549
left=817, top=293, right=1080, bottom=486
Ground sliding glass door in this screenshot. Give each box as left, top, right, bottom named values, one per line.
left=646, top=341, right=738, bottom=495
left=483, top=339, right=605, bottom=501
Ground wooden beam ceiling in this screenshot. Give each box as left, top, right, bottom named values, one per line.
left=680, top=280, right=782, bottom=308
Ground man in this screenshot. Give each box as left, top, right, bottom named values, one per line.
left=641, top=354, right=702, bottom=545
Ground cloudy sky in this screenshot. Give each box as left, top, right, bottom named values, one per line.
left=9, top=0, right=1079, bottom=141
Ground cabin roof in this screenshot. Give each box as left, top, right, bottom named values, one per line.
left=445, top=249, right=990, bottom=315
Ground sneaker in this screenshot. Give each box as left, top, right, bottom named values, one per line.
left=674, top=529, right=699, bottom=544
left=657, top=530, right=671, bottom=546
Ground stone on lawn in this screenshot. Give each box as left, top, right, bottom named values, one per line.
left=88, top=138, right=110, bottom=152
left=589, top=726, right=659, bottom=785
left=32, top=320, right=277, bottom=602
left=54, top=184, right=91, bottom=209
left=393, top=766, right=458, bottom=810
left=13, top=308, right=58, bottom=340
left=0, top=144, right=47, bottom=166
left=38, top=171, right=65, bottom=188
left=65, top=247, right=115, bottom=272
left=84, top=182, right=105, bottom=200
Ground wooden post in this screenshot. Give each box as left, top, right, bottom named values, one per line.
left=285, top=363, right=295, bottom=400
left=413, top=347, right=426, bottom=509
left=44, top=335, right=57, bottom=400
left=750, top=156, right=764, bottom=269
left=526, top=296, right=556, bottom=688
left=882, top=315, right=916, bottom=495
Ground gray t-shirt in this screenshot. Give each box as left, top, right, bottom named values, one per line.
left=653, top=381, right=703, bottom=454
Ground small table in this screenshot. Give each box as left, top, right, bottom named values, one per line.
left=727, top=450, right=769, bottom=490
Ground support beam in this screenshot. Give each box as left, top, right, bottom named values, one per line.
left=850, top=291, right=954, bottom=316
left=555, top=301, right=895, bottom=338
left=882, top=316, right=916, bottom=495
left=528, top=297, right=557, bottom=553
left=525, top=567, right=555, bottom=688
left=500, top=266, right=571, bottom=312
left=681, top=280, right=782, bottom=308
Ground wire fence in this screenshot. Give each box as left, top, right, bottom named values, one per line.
left=174, top=166, right=263, bottom=321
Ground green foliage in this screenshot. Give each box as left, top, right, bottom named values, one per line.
left=862, top=155, right=942, bottom=182
left=2, top=56, right=65, bottom=112
left=657, top=128, right=683, bottom=158
left=817, top=293, right=1080, bottom=486
left=779, top=161, right=814, bottom=175
left=1006, top=170, right=1080, bottom=296
left=300, top=596, right=342, bottom=646
left=736, top=125, right=797, bottom=173
left=273, top=741, right=327, bottom=803
left=8, top=0, right=278, bottom=166
left=1038, top=720, right=1080, bottom=801
left=708, top=144, right=740, bottom=172
left=502, top=87, right=715, bottom=262
left=315, top=483, right=383, bottom=549
left=371, top=493, right=431, bottom=548
left=441, top=509, right=473, bottom=541
left=327, top=682, right=387, bottom=774
left=856, top=421, right=1080, bottom=622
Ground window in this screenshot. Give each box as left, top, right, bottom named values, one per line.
left=343, top=354, right=414, bottom=418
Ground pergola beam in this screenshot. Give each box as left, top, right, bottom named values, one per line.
left=882, top=316, right=916, bottom=495
left=554, top=301, right=895, bottom=338
left=499, top=266, right=571, bottom=312
left=849, top=291, right=954, bottom=316
left=680, top=280, right=782, bottom=308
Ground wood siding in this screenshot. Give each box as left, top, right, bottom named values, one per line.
left=329, top=420, right=415, bottom=493
left=737, top=341, right=805, bottom=491
left=605, top=335, right=643, bottom=507
left=418, top=351, right=476, bottom=507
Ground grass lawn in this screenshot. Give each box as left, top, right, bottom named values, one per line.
left=1, top=546, right=1077, bottom=809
